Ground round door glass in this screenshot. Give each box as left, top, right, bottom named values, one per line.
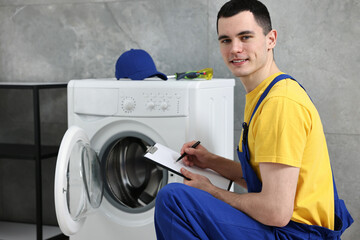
left=67, top=140, right=103, bottom=220
left=81, top=143, right=103, bottom=208
left=103, top=137, right=166, bottom=211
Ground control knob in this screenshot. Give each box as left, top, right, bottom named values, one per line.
left=160, top=102, right=169, bottom=111
left=122, top=97, right=136, bottom=112
left=146, top=101, right=155, bottom=110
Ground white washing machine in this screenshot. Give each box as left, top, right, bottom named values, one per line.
left=54, top=78, right=235, bottom=239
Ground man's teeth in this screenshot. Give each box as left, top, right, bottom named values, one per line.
left=233, top=60, right=246, bottom=63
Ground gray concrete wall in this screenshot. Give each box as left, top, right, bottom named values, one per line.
left=0, top=0, right=358, bottom=238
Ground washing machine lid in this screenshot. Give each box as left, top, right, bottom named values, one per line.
left=54, top=126, right=103, bottom=236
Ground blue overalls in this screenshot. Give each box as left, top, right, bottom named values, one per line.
left=154, top=74, right=353, bottom=240
left=238, top=74, right=354, bottom=239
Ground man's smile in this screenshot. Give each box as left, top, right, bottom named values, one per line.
left=230, top=58, right=249, bottom=65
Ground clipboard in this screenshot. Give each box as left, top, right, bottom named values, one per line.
left=144, top=143, right=232, bottom=191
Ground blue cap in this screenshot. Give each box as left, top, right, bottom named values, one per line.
left=115, top=49, right=167, bottom=80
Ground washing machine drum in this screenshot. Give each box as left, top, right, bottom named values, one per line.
left=103, top=137, right=166, bottom=211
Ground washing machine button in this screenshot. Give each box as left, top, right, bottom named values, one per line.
left=146, top=101, right=155, bottom=110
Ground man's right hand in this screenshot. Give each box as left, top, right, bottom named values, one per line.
left=179, top=141, right=215, bottom=169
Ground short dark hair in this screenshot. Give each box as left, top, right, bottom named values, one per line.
left=217, top=0, right=272, bottom=35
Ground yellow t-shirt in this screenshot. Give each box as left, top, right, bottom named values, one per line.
left=239, top=72, right=334, bottom=230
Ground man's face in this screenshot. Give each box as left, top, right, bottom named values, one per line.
left=218, top=11, right=273, bottom=78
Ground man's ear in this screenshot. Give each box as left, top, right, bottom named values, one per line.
left=267, top=29, right=277, bottom=50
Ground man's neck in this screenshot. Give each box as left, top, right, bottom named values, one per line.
left=240, top=61, right=280, bottom=93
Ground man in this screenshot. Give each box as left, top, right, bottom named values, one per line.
left=154, top=0, right=353, bottom=239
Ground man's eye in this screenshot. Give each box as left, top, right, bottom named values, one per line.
left=220, top=39, right=231, bottom=44
left=241, top=36, right=251, bottom=41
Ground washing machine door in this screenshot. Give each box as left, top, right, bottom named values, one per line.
left=54, top=126, right=103, bottom=236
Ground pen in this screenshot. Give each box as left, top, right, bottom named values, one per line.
left=176, top=141, right=201, bottom=162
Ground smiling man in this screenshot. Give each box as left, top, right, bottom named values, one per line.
left=154, top=0, right=353, bottom=239
left=217, top=10, right=278, bottom=92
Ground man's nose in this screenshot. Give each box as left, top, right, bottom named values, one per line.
left=230, top=39, right=244, bottom=54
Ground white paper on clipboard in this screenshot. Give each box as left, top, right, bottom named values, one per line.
left=144, top=143, right=232, bottom=190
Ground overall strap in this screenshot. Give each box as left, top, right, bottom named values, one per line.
left=242, top=74, right=296, bottom=146
left=240, top=74, right=296, bottom=191
left=332, top=172, right=339, bottom=201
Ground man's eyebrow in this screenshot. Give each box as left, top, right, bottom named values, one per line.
left=237, top=30, right=255, bottom=36
left=218, top=30, right=255, bottom=41
left=218, top=35, right=229, bottom=41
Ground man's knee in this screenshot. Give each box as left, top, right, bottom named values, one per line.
left=155, top=183, right=187, bottom=227
left=156, top=182, right=185, bottom=208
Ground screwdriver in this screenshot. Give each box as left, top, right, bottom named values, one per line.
left=168, top=68, right=213, bottom=80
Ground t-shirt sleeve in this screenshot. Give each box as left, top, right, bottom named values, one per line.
left=252, top=96, right=311, bottom=168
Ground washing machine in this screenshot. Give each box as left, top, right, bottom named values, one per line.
left=54, top=78, right=235, bottom=239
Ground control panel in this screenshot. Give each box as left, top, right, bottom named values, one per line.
left=118, top=88, right=188, bottom=117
